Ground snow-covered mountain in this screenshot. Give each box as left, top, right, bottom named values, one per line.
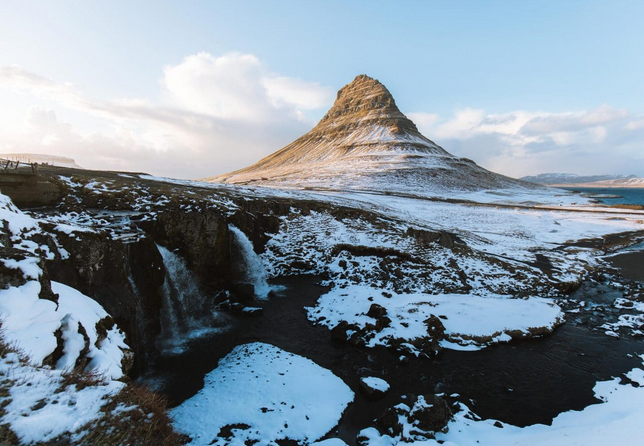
left=208, top=75, right=540, bottom=198
left=586, top=177, right=644, bottom=187
left=521, top=172, right=636, bottom=185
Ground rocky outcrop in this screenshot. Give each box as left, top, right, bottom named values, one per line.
left=138, top=209, right=232, bottom=290
left=373, top=395, right=452, bottom=442
left=0, top=172, right=63, bottom=207
left=45, top=230, right=165, bottom=373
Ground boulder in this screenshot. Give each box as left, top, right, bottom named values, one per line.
left=366, top=303, right=388, bottom=319
left=409, top=395, right=452, bottom=434
left=230, top=282, right=256, bottom=304
left=359, top=376, right=390, bottom=400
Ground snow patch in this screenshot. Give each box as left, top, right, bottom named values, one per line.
left=308, top=285, right=564, bottom=350
left=171, top=342, right=354, bottom=446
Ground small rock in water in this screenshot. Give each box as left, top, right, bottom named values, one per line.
left=241, top=306, right=264, bottom=317
left=359, top=377, right=390, bottom=400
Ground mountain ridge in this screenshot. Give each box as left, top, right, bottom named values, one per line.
left=521, top=173, right=637, bottom=185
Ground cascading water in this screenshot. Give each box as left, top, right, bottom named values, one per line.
left=156, top=244, right=224, bottom=354
left=228, top=225, right=273, bottom=299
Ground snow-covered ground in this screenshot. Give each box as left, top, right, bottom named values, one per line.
left=0, top=281, right=129, bottom=378
left=0, top=191, right=130, bottom=378
left=308, top=285, right=564, bottom=352
left=358, top=354, right=644, bottom=446
left=171, top=342, right=354, bottom=446
left=0, top=190, right=135, bottom=442
left=0, top=352, right=124, bottom=444
left=2, top=164, right=644, bottom=445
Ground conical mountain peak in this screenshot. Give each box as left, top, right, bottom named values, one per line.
left=318, top=74, right=420, bottom=135
left=208, top=75, right=532, bottom=196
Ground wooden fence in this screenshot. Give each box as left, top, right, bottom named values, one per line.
left=0, top=158, right=39, bottom=175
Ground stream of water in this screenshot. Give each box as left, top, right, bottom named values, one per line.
left=146, top=274, right=644, bottom=445
left=156, top=244, right=227, bottom=354
left=228, top=225, right=273, bottom=299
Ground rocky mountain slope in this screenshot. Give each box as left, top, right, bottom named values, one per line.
left=208, top=75, right=541, bottom=198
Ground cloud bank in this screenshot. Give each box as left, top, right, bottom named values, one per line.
left=0, top=53, right=334, bottom=178
left=1, top=55, right=643, bottom=179
left=409, top=105, right=644, bottom=178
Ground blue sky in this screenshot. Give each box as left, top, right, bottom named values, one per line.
left=1, top=0, right=643, bottom=178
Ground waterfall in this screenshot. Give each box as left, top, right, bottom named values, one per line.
left=228, top=225, right=272, bottom=299
left=156, top=244, right=222, bottom=354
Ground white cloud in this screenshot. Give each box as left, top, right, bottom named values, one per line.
left=0, top=65, right=86, bottom=109
left=411, top=105, right=644, bottom=177
left=161, top=52, right=332, bottom=122
left=0, top=53, right=334, bottom=178
left=2, top=57, right=643, bottom=180
left=262, top=76, right=333, bottom=110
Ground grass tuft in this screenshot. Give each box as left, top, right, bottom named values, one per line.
left=72, top=383, right=188, bottom=445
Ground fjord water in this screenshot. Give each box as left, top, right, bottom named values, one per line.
left=563, top=187, right=644, bottom=206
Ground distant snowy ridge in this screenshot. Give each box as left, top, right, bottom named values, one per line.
left=521, top=172, right=637, bottom=185
left=1, top=153, right=83, bottom=168
left=569, top=176, right=644, bottom=188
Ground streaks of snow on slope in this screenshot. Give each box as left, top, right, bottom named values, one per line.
left=171, top=342, right=354, bottom=446
left=307, top=285, right=564, bottom=352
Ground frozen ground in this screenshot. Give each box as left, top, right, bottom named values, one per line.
left=2, top=165, right=644, bottom=445
left=358, top=354, right=644, bottom=446
left=308, top=285, right=564, bottom=352
left=0, top=351, right=124, bottom=444
left=0, top=190, right=135, bottom=443
left=171, top=342, right=354, bottom=446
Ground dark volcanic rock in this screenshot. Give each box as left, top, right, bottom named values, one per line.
left=359, top=377, right=390, bottom=400
left=366, top=303, right=388, bottom=319
left=409, top=395, right=452, bottom=434
left=230, top=282, right=256, bottom=304
left=46, top=231, right=165, bottom=373
left=139, top=209, right=232, bottom=289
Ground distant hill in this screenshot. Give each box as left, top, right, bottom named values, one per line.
left=566, top=177, right=644, bottom=188
left=521, top=173, right=636, bottom=185
left=0, top=153, right=83, bottom=169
